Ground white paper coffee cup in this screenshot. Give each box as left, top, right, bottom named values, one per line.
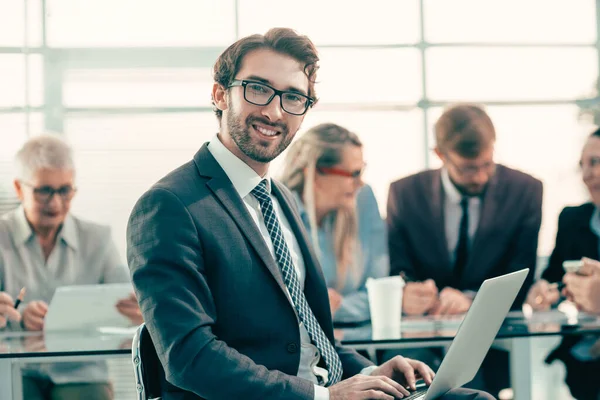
left=366, top=276, right=405, bottom=339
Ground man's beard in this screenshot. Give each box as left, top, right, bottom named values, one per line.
left=226, top=108, right=292, bottom=163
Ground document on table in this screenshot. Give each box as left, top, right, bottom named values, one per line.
left=45, top=283, right=134, bottom=332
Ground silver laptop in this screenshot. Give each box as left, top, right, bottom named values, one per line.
left=408, top=268, right=529, bottom=400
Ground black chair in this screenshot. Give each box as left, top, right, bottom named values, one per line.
left=132, top=323, right=164, bottom=400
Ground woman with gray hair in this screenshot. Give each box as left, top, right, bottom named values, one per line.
left=0, top=134, right=141, bottom=400
left=279, top=123, right=389, bottom=323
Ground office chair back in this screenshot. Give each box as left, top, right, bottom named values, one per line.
left=133, top=323, right=164, bottom=400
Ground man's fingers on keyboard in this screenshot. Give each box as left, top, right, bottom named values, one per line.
left=368, top=375, right=410, bottom=397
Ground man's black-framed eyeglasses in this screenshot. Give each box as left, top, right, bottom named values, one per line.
left=20, top=181, right=77, bottom=204
left=228, top=79, right=314, bottom=116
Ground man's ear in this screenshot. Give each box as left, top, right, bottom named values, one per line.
left=212, top=83, right=228, bottom=112
left=434, top=147, right=444, bottom=161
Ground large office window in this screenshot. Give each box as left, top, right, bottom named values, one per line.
left=0, top=0, right=44, bottom=211
left=65, top=113, right=216, bottom=245
left=1, top=0, right=598, bottom=260
left=46, top=0, right=236, bottom=47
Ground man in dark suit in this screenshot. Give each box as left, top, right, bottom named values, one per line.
left=127, top=29, right=494, bottom=400
left=387, top=104, right=542, bottom=315
left=386, top=104, right=542, bottom=396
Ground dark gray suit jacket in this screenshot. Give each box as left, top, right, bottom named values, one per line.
left=386, top=165, right=542, bottom=306
left=127, top=144, right=372, bottom=400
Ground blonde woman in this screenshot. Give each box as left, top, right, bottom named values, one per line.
left=280, top=123, right=389, bottom=323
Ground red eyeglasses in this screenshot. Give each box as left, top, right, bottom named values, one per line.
left=317, top=165, right=366, bottom=179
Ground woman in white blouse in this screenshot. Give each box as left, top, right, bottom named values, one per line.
left=0, top=134, right=142, bottom=400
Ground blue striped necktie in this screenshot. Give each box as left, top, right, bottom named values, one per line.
left=251, top=180, right=343, bottom=385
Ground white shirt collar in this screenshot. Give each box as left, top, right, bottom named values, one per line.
left=441, top=168, right=463, bottom=204
left=10, top=205, right=79, bottom=251
left=207, top=134, right=272, bottom=198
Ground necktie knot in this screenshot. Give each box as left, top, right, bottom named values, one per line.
left=460, top=197, right=469, bottom=211
left=251, top=180, right=271, bottom=204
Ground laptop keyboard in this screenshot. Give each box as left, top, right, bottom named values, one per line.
left=404, top=387, right=428, bottom=399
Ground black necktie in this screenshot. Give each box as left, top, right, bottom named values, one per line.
left=454, top=197, right=469, bottom=281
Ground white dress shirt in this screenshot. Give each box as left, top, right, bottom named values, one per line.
left=441, top=168, right=481, bottom=266
left=208, top=135, right=330, bottom=400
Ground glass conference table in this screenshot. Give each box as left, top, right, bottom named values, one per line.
left=0, top=310, right=599, bottom=400
left=336, top=308, right=600, bottom=400
left=0, top=328, right=134, bottom=400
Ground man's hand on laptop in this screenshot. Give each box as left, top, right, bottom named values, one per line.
left=0, top=292, right=21, bottom=328
left=403, top=280, right=438, bottom=316
left=328, top=373, right=411, bottom=399
left=372, top=356, right=435, bottom=391
left=430, top=287, right=472, bottom=315
left=328, top=357, right=434, bottom=400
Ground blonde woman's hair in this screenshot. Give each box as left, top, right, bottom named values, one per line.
left=279, top=123, right=362, bottom=289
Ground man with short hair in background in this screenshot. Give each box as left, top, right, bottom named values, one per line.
left=387, top=103, right=543, bottom=395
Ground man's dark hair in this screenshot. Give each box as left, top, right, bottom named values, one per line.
left=212, top=28, right=320, bottom=122
left=435, top=104, right=496, bottom=159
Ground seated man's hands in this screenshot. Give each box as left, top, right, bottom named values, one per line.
left=371, top=356, right=435, bottom=390
left=22, top=301, right=48, bottom=331
left=328, top=374, right=410, bottom=399
left=328, top=288, right=342, bottom=316
left=526, top=279, right=560, bottom=311
left=402, top=280, right=438, bottom=316
left=0, top=292, right=21, bottom=328
left=328, top=356, right=435, bottom=399
left=563, top=258, right=600, bottom=314
left=116, top=292, right=143, bottom=325
left=430, top=287, right=472, bottom=316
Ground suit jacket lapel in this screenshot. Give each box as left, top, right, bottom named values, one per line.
left=193, top=145, right=288, bottom=296
left=272, top=181, right=334, bottom=337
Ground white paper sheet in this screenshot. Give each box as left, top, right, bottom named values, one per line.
left=44, top=283, right=134, bottom=332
